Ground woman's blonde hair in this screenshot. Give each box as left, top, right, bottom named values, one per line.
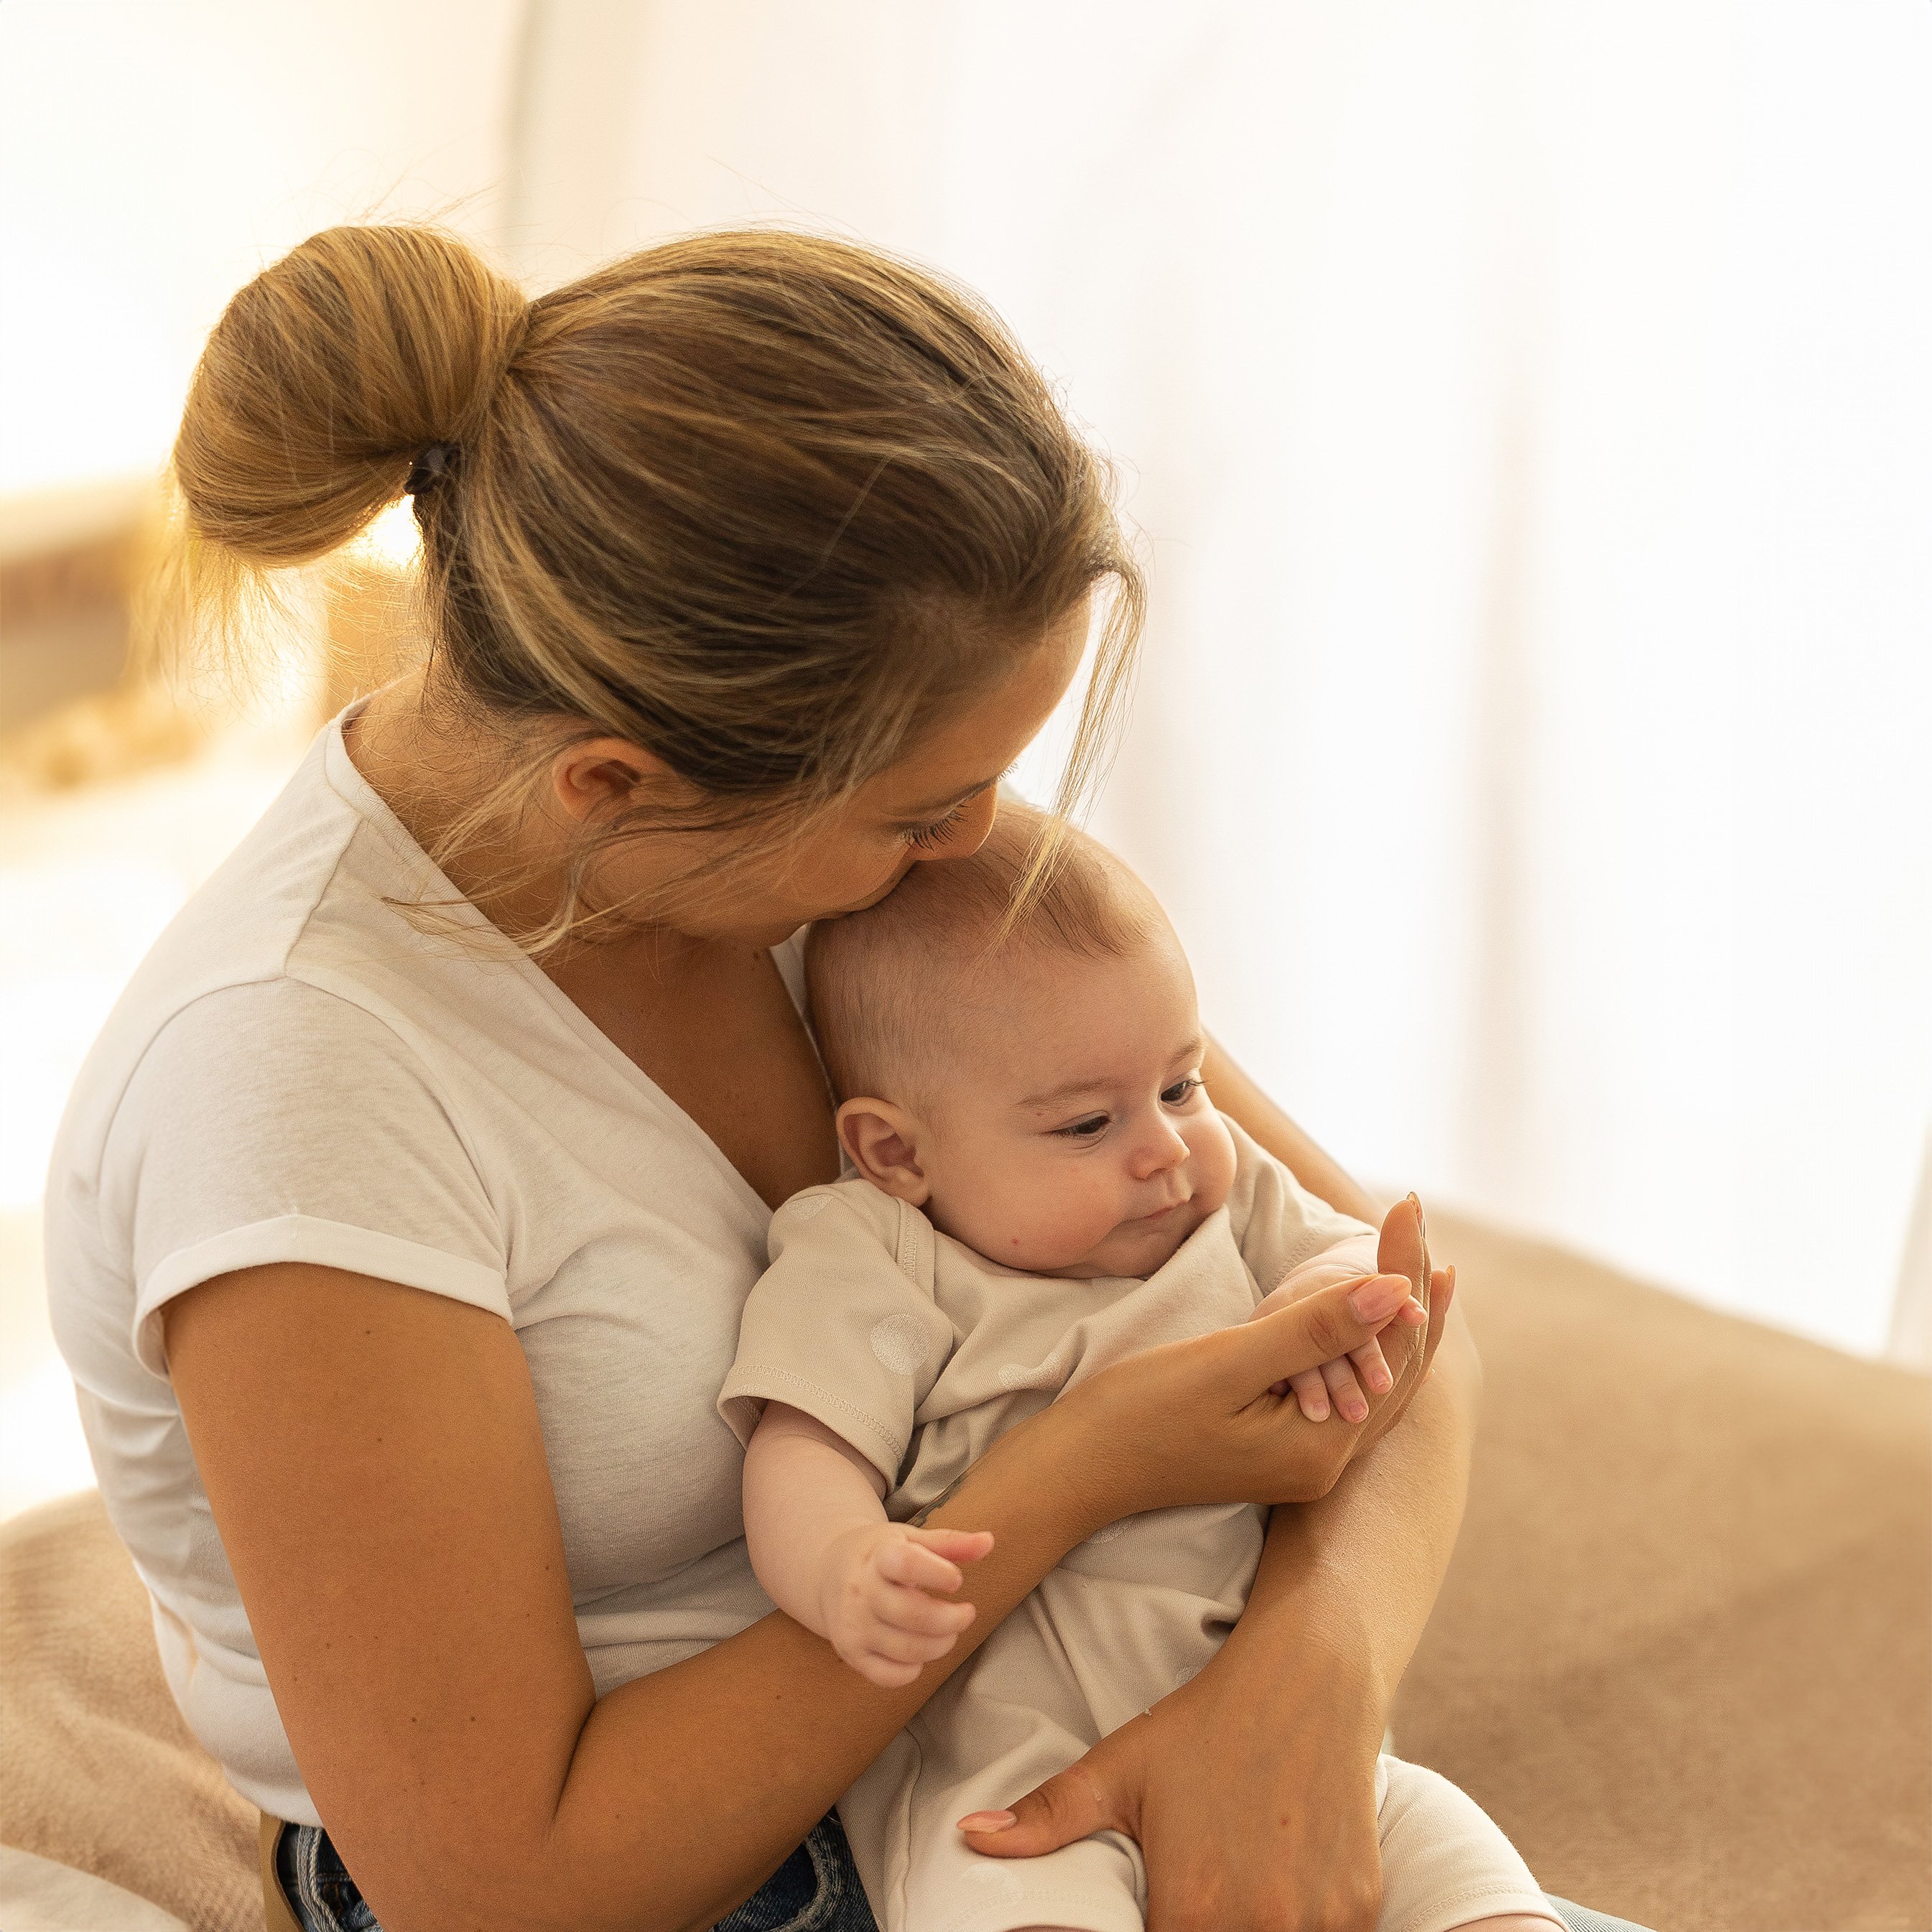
left=162, top=223, right=1142, bottom=947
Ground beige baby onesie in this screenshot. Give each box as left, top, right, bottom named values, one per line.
left=719, top=1119, right=1556, bottom=1932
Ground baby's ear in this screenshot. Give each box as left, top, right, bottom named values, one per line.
left=837, top=1099, right=930, bottom=1204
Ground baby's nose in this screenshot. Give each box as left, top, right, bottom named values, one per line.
left=1130, top=1123, right=1189, bottom=1179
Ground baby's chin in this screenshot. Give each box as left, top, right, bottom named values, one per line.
left=1031, top=1211, right=1202, bottom=1281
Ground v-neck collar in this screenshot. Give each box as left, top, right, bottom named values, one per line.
left=321, top=704, right=781, bottom=1230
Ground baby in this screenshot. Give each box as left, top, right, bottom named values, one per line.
left=718, top=809, right=1562, bottom=1932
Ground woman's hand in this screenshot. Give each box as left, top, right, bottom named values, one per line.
left=952, top=1196, right=1458, bottom=1931
left=960, top=1638, right=1388, bottom=1932
left=1053, top=1196, right=1451, bottom=1533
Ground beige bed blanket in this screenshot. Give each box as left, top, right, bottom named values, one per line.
left=2, top=1212, right=1927, bottom=1932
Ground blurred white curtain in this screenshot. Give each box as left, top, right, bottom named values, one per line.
left=506, top=0, right=1932, bottom=1355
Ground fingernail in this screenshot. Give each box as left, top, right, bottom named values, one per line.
left=1350, top=1275, right=1406, bottom=1321
left=1408, top=1191, right=1427, bottom=1237
left=959, top=1810, right=1016, bottom=1833
left=1368, top=1368, right=1391, bottom=1392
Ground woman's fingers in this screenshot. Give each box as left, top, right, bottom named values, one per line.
left=1227, top=1271, right=1415, bottom=1395
left=1378, top=1194, right=1426, bottom=1298
left=958, top=1752, right=1121, bottom=1858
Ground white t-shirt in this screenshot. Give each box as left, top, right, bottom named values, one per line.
left=45, top=712, right=794, bottom=1824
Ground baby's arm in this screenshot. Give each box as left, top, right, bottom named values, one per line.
left=742, top=1401, right=993, bottom=1689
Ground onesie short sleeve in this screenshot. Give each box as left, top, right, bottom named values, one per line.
left=1222, top=1118, right=1376, bottom=1294
left=106, top=977, right=511, bottom=1377
left=718, top=1182, right=955, bottom=1489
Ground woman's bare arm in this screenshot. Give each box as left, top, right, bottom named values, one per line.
left=164, top=1265, right=1097, bottom=1932
left=166, top=1248, right=1417, bottom=1932
left=1120, top=1033, right=1480, bottom=1931
left=1204, top=1028, right=1480, bottom=1683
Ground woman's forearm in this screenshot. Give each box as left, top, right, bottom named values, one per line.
left=1230, top=1306, right=1477, bottom=1717
left=542, top=1401, right=1100, bottom=1932
left=1201, top=1026, right=1480, bottom=1715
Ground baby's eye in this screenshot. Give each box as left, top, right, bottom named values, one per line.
left=1161, top=1077, right=1202, bottom=1106
left=1055, top=1115, right=1110, bottom=1139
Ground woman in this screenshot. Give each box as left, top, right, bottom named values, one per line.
left=48, top=226, right=1640, bottom=1932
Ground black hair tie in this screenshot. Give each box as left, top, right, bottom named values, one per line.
left=405, top=442, right=457, bottom=496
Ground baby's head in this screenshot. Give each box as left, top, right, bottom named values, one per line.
left=807, top=807, right=1236, bottom=1278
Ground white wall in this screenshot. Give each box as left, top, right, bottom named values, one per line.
left=508, top=1, right=1932, bottom=1355
left=0, top=0, right=523, bottom=494
left=2, top=1, right=1926, bottom=1482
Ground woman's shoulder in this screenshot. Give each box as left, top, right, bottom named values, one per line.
left=48, top=724, right=480, bottom=1197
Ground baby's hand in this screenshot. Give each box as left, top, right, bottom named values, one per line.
left=1250, top=1230, right=1402, bottom=1425
left=817, top=1521, right=994, bottom=1689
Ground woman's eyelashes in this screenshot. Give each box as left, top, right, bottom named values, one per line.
left=901, top=803, right=968, bottom=851
left=896, top=765, right=1016, bottom=850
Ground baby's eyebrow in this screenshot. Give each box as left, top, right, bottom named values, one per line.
left=1013, top=1038, right=1203, bottom=1114
left=1013, top=1076, right=1107, bottom=1113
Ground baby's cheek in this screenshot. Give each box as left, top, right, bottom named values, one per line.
left=1002, top=1169, right=1128, bottom=1268
left=1189, top=1113, right=1239, bottom=1214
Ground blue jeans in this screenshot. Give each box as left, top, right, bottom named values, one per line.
left=275, top=1812, right=873, bottom=1931
left=273, top=1813, right=1654, bottom=1931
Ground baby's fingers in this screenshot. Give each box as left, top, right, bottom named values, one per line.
left=874, top=1579, right=976, bottom=1640
left=878, top=1528, right=990, bottom=1594
left=861, top=1617, right=970, bottom=1666
left=1287, top=1367, right=1330, bottom=1421
left=1350, top=1337, right=1393, bottom=1395
left=1229, top=1271, right=1416, bottom=1395
left=850, top=1650, right=924, bottom=1689
left=1320, top=1356, right=1368, bottom=1424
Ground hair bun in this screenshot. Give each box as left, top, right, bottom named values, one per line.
left=172, top=225, right=526, bottom=567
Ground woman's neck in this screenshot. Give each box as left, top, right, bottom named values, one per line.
left=342, top=672, right=705, bottom=974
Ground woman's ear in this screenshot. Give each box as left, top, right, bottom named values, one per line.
left=549, top=736, right=682, bottom=827
left=837, top=1098, right=930, bottom=1204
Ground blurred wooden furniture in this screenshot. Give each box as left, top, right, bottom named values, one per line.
left=0, top=482, right=147, bottom=733
left=2, top=1215, right=1927, bottom=1932
left=1, top=483, right=422, bottom=795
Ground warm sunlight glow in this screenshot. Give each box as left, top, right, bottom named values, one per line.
left=356, top=496, right=424, bottom=571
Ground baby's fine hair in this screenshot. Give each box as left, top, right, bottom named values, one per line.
left=806, top=804, right=1165, bottom=1105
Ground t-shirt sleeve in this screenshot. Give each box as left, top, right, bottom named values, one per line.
left=106, top=978, right=511, bottom=1378
left=1222, top=1116, right=1377, bottom=1295
left=717, top=1184, right=952, bottom=1490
